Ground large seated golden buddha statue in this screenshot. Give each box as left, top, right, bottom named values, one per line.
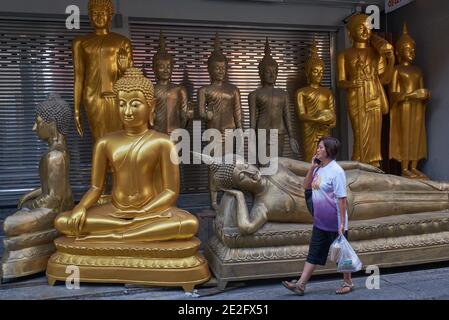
left=46, top=68, right=210, bottom=291
left=200, top=155, right=449, bottom=289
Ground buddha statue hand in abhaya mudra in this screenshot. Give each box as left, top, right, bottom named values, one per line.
left=48, top=68, right=210, bottom=291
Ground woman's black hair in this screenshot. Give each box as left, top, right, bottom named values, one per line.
left=318, top=136, right=340, bottom=160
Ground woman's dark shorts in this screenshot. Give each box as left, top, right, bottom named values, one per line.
left=306, top=226, right=348, bottom=266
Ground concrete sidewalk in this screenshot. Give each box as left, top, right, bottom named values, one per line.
left=1, top=262, right=449, bottom=300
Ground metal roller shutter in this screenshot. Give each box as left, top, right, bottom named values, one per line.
left=0, top=14, right=93, bottom=207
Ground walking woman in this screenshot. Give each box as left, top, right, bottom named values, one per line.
left=282, top=136, right=354, bottom=295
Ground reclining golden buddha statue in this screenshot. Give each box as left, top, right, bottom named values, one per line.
left=46, top=68, right=210, bottom=291
left=199, top=155, right=449, bottom=288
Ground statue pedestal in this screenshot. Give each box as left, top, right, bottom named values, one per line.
left=205, top=211, right=449, bottom=289
left=1, top=228, right=59, bottom=282
left=46, top=237, right=210, bottom=292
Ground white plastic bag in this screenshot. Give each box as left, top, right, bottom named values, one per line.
left=331, top=235, right=362, bottom=273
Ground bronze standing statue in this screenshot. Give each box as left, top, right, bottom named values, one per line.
left=389, top=23, right=430, bottom=179
left=1, top=93, right=74, bottom=281
left=249, top=38, right=299, bottom=158
left=198, top=33, right=243, bottom=210
left=296, top=40, right=336, bottom=162
left=73, top=0, right=133, bottom=141
left=337, top=13, right=395, bottom=167
left=152, top=31, right=193, bottom=135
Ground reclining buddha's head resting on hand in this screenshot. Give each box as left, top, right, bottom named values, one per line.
left=199, top=154, right=262, bottom=192
left=113, top=67, right=156, bottom=128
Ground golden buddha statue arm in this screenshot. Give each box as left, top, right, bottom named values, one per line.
left=326, top=94, right=337, bottom=127
left=78, top=139, right=108, bottom=210
left=134, top=140, right=180, bottom=218
left=224, top=189, right=267, bottom=235
left=179, top=87, right=190, bottom=128
left=388, top=68, right=404, bottom=106
left=73, top=38, right=85, bottom=137
left=18, top=187, right=42, bottom=209
left=198, top=87, right=211, bottom=121
left=248, top=91, right=257, bottom=130
left=337, top=53, right=363, bottom=89
left=296, top=91, right=321, bottom=123
left=30, top=151, right=69, bottom=210
left=373, top=35, right=395, bottom=85
left=283, top=94, right=294, bottom=137
left=233, top=89, right=243, bottom=129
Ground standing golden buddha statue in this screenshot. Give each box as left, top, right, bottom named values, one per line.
left=389, top=23, right=430, bottom=179
left=47, top=68, right=210, bottom=291
left=1, top=94, right=74, bottom=282
left=73, top=0, right=133, bottom=141
left=152, top=31, right=193, bottom=135
left=337, top=13, right=395, bottom=167
left=249, top=38, right=299, bottom=158
left=198, top=33, right=243, bottom=210
left=296, top=40, right=336, bottom=162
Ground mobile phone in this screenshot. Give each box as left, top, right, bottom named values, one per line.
left=314, top=158, right=321, bottom=165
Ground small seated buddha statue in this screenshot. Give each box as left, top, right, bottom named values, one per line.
left=47, top=68, right=210, bottom=291
left=1, top=93, right=74, bottom=282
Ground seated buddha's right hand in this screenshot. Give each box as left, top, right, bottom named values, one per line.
left=68, top=205, right=87, bottom=236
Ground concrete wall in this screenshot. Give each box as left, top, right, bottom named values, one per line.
left=0, top=0, right=353, bottom=27
left=387, top=0, right=449, bottom=181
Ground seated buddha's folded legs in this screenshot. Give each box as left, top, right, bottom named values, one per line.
left=4, top=208, right=55, bottom=237
left=118, top=209, right=199, bottom=241
left=55, top=204, right=198, bottom=241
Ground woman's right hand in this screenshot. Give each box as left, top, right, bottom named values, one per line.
left=68, top=205, right=87, bottom=235
left=311, top=155, right=320, bottom=169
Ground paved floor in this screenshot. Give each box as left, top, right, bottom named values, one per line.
left=1, top=262, right=449, bottom=300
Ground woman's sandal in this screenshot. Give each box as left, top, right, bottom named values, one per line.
left=335, top=282, right=354, bottom=295
left=282, top=280, right=305, bottom=296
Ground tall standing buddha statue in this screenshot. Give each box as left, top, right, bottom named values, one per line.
left=73, top=0, right=133, bottom=141
left=389, top=23, right=430, bottom=179
left=337, top=13, right=395, bottom=167
left=198, top=33, right=243, bottom=210
left=296, top=40, right=336, bottom=162
left=249, top=38, right=299, bottom=158
left=152, top=31, right=193, bottom=135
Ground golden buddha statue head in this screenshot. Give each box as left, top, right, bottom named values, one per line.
left=347, top=13, right=371, bottom=43
left=395, top=22, right=416, bottom=64
left=152, top=31, right=174, bottom=82
left=207, top=33, right=228, bottom=82
left=88, top=0, right=114, bottom=29
left=34, top=93, right=72, bottom=140
left=305, top=40, right=325, bottom=85
left=258, top=37, right=278, bottom=85
left=113, top=68, right=156, bottom=128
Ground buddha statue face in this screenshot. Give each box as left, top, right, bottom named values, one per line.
left=307, top=64, right=324, bottom=85
left=33, top=115, right=55, bottom=141
left=154, top=58, right=173, bottom=82
left=89, top=1, right=113, bottom=30
left=232, top=162, right=262, bottom=191
left=260, top=65, right=278, bottom=86
left=208, top=61, right=227, bottom=82
left=348, top=14, right=371, bottom=43
left=118, top=90, right=153, bottom=130
left=398, top=42, right=416, bottom=64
